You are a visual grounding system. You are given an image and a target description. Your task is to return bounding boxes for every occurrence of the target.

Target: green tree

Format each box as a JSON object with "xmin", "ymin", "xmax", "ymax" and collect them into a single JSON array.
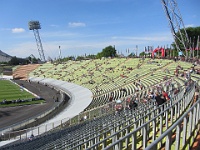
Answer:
[
  {"xmin": 139, "ymin": 51, "xmax": 146, "ymax": 57},
  {"xmin": 8, "ymin": 56, "xmax": 20, "ymax": 65},
  {"xmin": 128, "ymin": 52, "xmax": 136, "ymax": 57},
  {"xmin": 96, "ymin": 45, "xmax": 116, "ymax": 59},
  {"xmin": 86, "ymin": 54, "xmax": 96, "ymax": 59},
  {"xmin": 172, "ymin": 26, "xmax": 200, "ymax": 57},
  {"xmin": 76, "ymin": 56, "xmax": 85, "ymax": 61}
]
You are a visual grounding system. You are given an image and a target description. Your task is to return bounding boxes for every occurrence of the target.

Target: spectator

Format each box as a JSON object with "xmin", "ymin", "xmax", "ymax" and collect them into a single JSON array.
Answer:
[
  {"xmin": 115, "ymin": 100, "xmax": 123, "ymax": 114},
  {"xmin": 174, "ymin": 88, "xmax": 179, "ymax": 95},
  {"xmin": 29, "ymin": 134, "xmax": 34, "ymax": 141},
  {"xmin": 162, "ymin": 90, "xmax": 170, "ymax": 101},
  {"xmin": 174, "ymin": 57, "xmax": 177, "ymax": 62},
  {"xmin": 83, "ymin": 115, "xmax": 87, "ymax": 120},
  {"xmin": 155, "ymin": 92, "xmax": 166, "ymax": 113},
  {"xmin": 155, "ymin": 92, "xmax": 165, "ymax": 106},
  {"xmin": 109, "ymin": 95, "xmax": 113, "ymax": 102},
  {"xmin": 129, "ymin": 100, "xmax": 138, "ymax": 110},
  {"xmin": 194, "ymin": 85, "xmax": 199, "ymax": 103}
]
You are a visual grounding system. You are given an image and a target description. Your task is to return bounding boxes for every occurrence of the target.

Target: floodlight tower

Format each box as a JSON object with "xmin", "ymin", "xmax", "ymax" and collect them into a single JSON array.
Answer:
[
  {"xmin": 58, "ymin": 46, "xmax": 62, "ymax": 63},
  {"xmin": 28, "ymin": 21, "xmax": 46, "ymax": 62},
  {"xmin": 161, "ymin": 0, "xmax": 190, "ymax": 58}
]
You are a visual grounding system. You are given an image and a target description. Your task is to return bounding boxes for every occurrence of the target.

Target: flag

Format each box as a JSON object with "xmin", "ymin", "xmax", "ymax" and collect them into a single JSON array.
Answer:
[
  {"xmin": 150, "ymin": 46, "xmax": 153, "ymax": 52},
  {"xmin": 144, "ymin": 47, "xmax": 147, "ymax": 53}
]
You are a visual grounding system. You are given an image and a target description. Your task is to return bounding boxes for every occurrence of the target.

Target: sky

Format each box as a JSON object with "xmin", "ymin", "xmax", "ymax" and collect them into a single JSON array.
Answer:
[{"xmin": 0, "ymin": 0, "xmax": 200, "ymax": 59}]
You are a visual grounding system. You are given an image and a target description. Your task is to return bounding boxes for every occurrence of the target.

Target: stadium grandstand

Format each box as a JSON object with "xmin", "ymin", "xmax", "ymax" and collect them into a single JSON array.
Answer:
[{"xmin": 0, "ymin": 57, "xmax": 200, "ymax": 150}]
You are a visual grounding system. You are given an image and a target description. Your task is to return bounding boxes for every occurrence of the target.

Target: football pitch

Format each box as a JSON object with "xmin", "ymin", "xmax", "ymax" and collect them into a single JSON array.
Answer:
[{"xmin": 0, "ymin": 80, "xmax": 44, "ymax": 107}]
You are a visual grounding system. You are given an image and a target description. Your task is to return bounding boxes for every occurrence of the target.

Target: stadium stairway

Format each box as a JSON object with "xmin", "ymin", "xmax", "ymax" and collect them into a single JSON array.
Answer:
[{"xmin": 13, "ymin": 64, "xmax": 40, "ymax": 80}]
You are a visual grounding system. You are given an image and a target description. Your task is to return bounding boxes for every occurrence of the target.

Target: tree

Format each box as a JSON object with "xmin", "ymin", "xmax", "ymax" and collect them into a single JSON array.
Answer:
[
  {"xmin": 96, "ymin": 45, "xmax": 117, "ymax": 59},
  {"xmin": 172, "ymin": 26, "xmax": 200, "ymax": 57},
  {"xmin": 128, "ymin": 52, "xmax": 136, "ymax": 57},
  {"xmin": 76, "ymin": 56, "xmax": 85, "ymax": 61},
  {"xmin": 86, "ymin": 54, "xmax": 96, "ymax": 59},
  {"xmin": 139, "ymin": 52, "xmax": 146, "ymax": 57},
  {"xmin": 8, "ymin": 56, "xmax": 20, "ymax": 65}
]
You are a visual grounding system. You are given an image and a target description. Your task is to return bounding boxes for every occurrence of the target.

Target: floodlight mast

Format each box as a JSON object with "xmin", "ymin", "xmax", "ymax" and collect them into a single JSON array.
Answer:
[
  {"xmin": 28, "ymin": 21, "xmax": 46, "ymax": 62},
  {"xmin": 161, "ymin": 0, "xmax": 190, "ymax": 58}
]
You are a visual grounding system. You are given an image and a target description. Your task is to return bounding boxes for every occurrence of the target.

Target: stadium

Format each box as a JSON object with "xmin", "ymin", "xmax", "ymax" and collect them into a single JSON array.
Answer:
[
  {"xmin": 1, "ymin": 54, "xmax": 200, "ymax": 150},
  {"xmin": 0, "ymin": 0, "xmax": 200, "ymax": 150}
]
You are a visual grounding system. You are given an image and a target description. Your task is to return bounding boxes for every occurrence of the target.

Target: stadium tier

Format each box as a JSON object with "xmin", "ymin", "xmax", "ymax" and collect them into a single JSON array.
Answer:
[
  {"xmin": 1, "ymin": 58, "xmax": 200, "ymax": 150},
  {"xmin": 13, "ymin": 64, "xmax": 40, "ymax": 80}
]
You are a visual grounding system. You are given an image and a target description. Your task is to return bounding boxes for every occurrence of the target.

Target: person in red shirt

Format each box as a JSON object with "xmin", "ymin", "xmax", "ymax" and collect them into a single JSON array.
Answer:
[{"xmin": 162, "ymin": 90, "xmax": 170, "ymax": 101}]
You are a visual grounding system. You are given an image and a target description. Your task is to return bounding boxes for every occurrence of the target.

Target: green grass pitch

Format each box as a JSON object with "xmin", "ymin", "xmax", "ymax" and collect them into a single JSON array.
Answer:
[{"xmin": 0, "ymin": 80, "xmax": 44, "ymax": 107}]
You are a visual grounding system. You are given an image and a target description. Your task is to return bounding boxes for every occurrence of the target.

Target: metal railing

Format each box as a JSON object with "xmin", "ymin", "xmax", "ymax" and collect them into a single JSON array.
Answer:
[
  {"xmin": 39, "ymin": 84, "xmax": 191, "ymax": 149},
  {"xmin": 0, "ymin": 81, "xmax": 181, "ymax": 142},
  {"xmin": 66, "ymin": 84, "xmax": 194, "ymax": 150},
  {"xmin": 146, "ymin": 97, "xmax": 200, "ymax": 150}
]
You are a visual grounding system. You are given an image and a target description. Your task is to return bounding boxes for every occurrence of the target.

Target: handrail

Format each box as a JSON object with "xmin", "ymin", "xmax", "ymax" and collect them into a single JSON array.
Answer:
[
  {"xmin": 79, "ymin": 84, "xmax": 195, "ymax": 150},
  {"xmin": 51, "ymin": 84, "xmax": 193, "ymax": 150},
  {"xmin": 145, "ymin": 98, "xmax": 200, "ymax": 150},
  {"xmin": 0, "ymin": 77, "xmax": 179, "ymax": 141}
]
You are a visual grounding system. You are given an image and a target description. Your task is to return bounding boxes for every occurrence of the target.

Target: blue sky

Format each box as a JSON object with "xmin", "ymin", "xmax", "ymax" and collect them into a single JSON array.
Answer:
[{"xmin": 0, "ymin": 0, "xmax": 199, "ymax": 59}]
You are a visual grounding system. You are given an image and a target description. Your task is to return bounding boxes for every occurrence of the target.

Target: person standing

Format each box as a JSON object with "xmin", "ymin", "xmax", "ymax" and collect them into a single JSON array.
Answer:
[
  {"xmin": 155, "ymin": 92, "xmax": 165, "ymax": 106},
  {"xmin": 162, "ymin": 90, "xmax": 170, "ymax": 101},
  {"xmin": 155, "ymin": 92, "xmax": 166, "ymax": 112}
]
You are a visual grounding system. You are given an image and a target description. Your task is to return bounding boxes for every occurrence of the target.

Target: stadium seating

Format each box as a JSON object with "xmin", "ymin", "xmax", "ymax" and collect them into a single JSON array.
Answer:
[
  {"xmin": 13, "ymin": 64, "xmax": 40, "ymax": 80},
  {"xmin": 1, "ymin": 58, "xmax": 200, "ymax": 150}
]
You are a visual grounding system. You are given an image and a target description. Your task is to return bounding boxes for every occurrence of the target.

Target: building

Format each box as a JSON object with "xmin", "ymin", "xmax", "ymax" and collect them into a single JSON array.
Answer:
[{"xmin": 0, "ymin": 50, "xmax": 12, "ymax": 62}]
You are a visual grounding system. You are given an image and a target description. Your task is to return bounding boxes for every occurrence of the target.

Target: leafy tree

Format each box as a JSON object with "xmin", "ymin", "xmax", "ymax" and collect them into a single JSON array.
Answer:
[
  {"xmin": 139, "ymin": 51, "xmax": 146, "ymax": 57},
  {"xmin": 76, "ymin": 56, "xmax": 85, "ymax": 61},
  {"xmin": 96, "ymin": 45, "xmax": 116, "ymax": 59},
  {"xmin": 96, "ymin": 52, "xmax": 103, "ymax": 59},
  {"xmin": 86, "ymin": 54, "xmax": 96, "ymax": 59},
  {"xmin": 128, "ymin": 52, "xmax": 136, "ymax": 57},
  {"xmin": 8, "ymin": 56, "xmax": 20, "ymax": 65},
  {"xmin": 172, "ymin": 26, "xmax": 200, "ymax": 56}
]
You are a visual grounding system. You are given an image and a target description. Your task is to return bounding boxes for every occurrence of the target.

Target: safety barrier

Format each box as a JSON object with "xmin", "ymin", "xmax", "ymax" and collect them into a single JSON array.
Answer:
[
  {"xmin": 67, "ymin": 84, "xmax": 194, "ymax": 150},
  {"xmin": 145, "ymin": 96, "xmax": 200, "ymax": 150},
  {"xmin": 0, "ymin": 83, "xmax": 182, "ymax": 145},
  {"xmin": 40, "ymin": 84, "xmax": 191, "ymax": 149}
]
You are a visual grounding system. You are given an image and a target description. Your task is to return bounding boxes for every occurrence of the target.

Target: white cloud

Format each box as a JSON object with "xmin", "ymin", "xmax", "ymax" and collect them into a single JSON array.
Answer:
[
  {"xmin": 68, "ymin": 22, "xmax": 86, "ymax": 27},
  {"xmin": 4, "ymin": 30, "xmax": 174, "ymax": 59},
  {"xmin": 12, "ymin": 28, "xmax": 25, "ymax": 33},
  {"xmin": 185, "ymin": 24, "xmax": 195, "ymax": 28},
  {"xmin": 111, "ymin": 35, "xmax": 172, "ymax": 42},
  {"xmin": 6, "ymin": 42, "xmax": 38, "ymax": 58}
]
